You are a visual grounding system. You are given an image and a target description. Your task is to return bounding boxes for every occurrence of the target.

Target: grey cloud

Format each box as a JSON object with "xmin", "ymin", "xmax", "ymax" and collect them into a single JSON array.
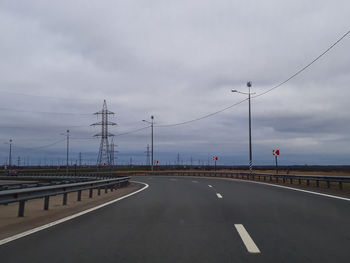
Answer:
[{"xmin": 0, "ymin": 0, "xmax": 349, "ymax": 165}]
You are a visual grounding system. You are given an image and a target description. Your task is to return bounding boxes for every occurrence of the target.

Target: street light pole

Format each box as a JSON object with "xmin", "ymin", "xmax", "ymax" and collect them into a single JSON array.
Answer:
[
  {"xmin": 9, "ymin": 139, "xmax": 12, "ymax": 169},
  {"xmin": 143, "ymin": 116, "xmax": 155, "ymax": 171},
  {"xmin": 247, "ymin": 81, "xmax": 253, "ymax": 177},
  {"xmin": 66, "ymin": 130, "xmax": 69, "ymax": 175},
  {"xmin": 151, "ymin": 115, "xmax": 154, "ymax": 172},
  {"xmin": 232, "ymin": 81, "xmax": 255, "ymax": 177}
]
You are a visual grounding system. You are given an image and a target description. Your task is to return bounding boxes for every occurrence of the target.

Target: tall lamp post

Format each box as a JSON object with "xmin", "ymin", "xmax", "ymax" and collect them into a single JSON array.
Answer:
[
  {"xmin": 9, "ymin": 139, "xmax": 12, "ymax": 169},
  {"xmin": 142, "ymin": 116, "xmax": 154, "ymax": 171},
  {"xmin": 232, "ymin": 81, "xmax": 255, "ymax": 177},
  {"xmin": 62, "ymin": 130, "xmax": 70, "ymax": 175}
]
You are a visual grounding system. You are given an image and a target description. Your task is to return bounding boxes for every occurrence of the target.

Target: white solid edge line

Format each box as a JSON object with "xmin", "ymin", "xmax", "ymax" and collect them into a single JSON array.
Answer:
[
  {"xmin": 235, "ymin": 224, "xmax": 260, "ymax": 253},
  {"xmin": 220, "ymin": 177, "xmax": 350, "ymax": 202},
  {"xmin": 235, "ymin": 224, "xmax": 261, "ymax": 254},
  {"xmin": 216, "ymin": 193, "xmax": 223, "ymax": 198},
  {"xmin": 144, "ymin": 175, "xmax": 350, "ymax": 202},
  {"xmin": 0, "ymin": 181, "xmax": 149, "ymax": 246}
]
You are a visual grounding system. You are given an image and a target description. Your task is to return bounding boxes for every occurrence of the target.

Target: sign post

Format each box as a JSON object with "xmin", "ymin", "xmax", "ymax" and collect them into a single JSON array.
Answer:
[
  {"xmin": 213, "ymin": 156, "xmax": 218, "ymax": 171},
  {"xmin": 272, "ymin": 149, "xmax": 280, "ymax": 174}
]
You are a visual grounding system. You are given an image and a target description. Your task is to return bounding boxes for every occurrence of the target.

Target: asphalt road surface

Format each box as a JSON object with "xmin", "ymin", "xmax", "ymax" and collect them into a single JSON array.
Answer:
[{"xmin": 1, "ymin": 176, "xmax": 349, "ymax": 263}]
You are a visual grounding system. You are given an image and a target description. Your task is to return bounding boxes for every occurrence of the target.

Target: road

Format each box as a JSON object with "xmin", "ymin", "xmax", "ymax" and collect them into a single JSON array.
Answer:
[{"xmin": 1, "ymin": 176, "xmax": 349, "ymax": 262}]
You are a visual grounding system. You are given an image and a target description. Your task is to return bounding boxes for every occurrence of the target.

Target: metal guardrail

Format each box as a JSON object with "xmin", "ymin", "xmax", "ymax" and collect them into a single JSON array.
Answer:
[
  {"xmin": 0, "ymin": 177, "xmax": 130, "ymax": 217},
  {"xmin": 0, "ymin": 176, "xmax": 96, "ymax": 191},
  {"xmin": 132, "ymin": 171, "xmax": 350, "ymax": 190}
]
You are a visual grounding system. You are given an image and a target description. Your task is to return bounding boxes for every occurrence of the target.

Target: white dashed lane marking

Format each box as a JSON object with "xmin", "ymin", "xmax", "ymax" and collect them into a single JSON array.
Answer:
[
  {"xmin": 216, "ymin": 193, "xmax": 223, "ymax": 198},
  {"xmin": 234, "ymin": 224, "xmax": 261, "ymax": 254}
]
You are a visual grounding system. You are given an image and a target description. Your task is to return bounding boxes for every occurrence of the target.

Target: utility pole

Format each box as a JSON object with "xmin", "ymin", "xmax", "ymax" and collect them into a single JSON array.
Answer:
[
  {"xmin": 17, "ymin": 156, "xmax": 20, "ymax": 167},
  {"xmin": 79, "ymin": 152, "xmax": 82, "ymax": 166},
  {"xmin": 142, "ymin": 115, "xmax": 154, "ymax": 171},
  {"xmin": 151, "ymin": 116, "xmax": 154, "ymax": 171},
  {"xmin": 190, "ymin": 156, "xmax": 193, "ymax": 167},
  {"xmin": 231, "ymin": 81, "xmax": 255, "ymax": 178},
  {"xmin": 109, "ymin": 138, "xmax": 117, "ymax": 167},
  {"xmin": 247, "ymin": 81, "xmax": 253, "ymax": 177},
  {"xmin": 145, "ymin": 144, "xmax": 150, "ymax": 166},
  {"xmin": 110, "ymin": 140, "xmax": 114, "ymax": 166},
  {"xmin": 9, "ymin": 139, "xmax": 12, "ymax": 169},
  {"xmin": 66, "ymin": 130, "xmax": 69, "ymax": 175},
  {"xmin": 177, "ymin": 153, "xmax": 180, "ymax": 166}
]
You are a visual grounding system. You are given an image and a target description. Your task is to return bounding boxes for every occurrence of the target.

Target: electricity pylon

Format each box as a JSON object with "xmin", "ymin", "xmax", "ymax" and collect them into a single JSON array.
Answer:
[
  {"xmin": 145, "ymin": 144, "xmax": 150, "ymax": 166},
  {"xmin": 91, "ymin": 100, "xmax": 116, "ymax": 166}
]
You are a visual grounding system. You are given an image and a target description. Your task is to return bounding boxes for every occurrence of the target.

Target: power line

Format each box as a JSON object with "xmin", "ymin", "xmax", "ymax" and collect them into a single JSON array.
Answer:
[
  {"xmin": 114, "ymin": 126, "xmax": 151, "ymax": 136},
  {"xmin": 1, "ymin": 30, "xmax": 348, "ymax": 137},
  {"xmin": 0, "ymin": 124, "xmax": 89, "ymax": 129},
  {"xmin": 253, "ymin": 30, "xmax": 350, "ymax": 99},
  {"xmin": 0, "ymin": 107, "xmax": 92, "ymax": 116},
  {"xmin": 156, "ymin": 99, "xmax": 248, "ymax": 128},
  {"xmin": 0, "ymin": 89, "xmax": 95, "ymax": 103},
  {"xmin": 69, "ymin": 126, "xmax": 150, "ymax": 140},
  {"xmin": 12, "ymin": 138, "xmax": 66, "ymax": 153},
  {"xmin": 155, "ymin": 30, "xmax": 350, "ymax": 128}
]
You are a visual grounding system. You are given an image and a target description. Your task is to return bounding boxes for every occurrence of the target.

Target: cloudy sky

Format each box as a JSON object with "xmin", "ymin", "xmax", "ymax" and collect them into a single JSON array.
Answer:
[{"xmin": 0, "ymin": 0, "xmax": 349, "ymax": 166}]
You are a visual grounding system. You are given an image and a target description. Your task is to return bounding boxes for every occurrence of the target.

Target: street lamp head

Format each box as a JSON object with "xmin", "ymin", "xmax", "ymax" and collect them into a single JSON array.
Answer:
[
  {"xmin": 247, "ymin": 81, "xmax": 252, "ymax": 87},
  {"xmin": 151, "ymin": 115, "xmax": 154, "ymax": 119},
  {"xmin": 231, "ymin": 89, "xmax": 237, "ymax": 93}
]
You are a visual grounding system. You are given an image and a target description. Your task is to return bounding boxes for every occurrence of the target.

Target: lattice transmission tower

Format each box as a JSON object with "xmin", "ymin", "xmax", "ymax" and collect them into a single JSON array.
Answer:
[
  {"xmin": 91, "ymin": 100, "xmax": 116, "ymax": 166},
  {"xmin": 145, "ymin": 144, "xmax": 150, "ymax": 166}
]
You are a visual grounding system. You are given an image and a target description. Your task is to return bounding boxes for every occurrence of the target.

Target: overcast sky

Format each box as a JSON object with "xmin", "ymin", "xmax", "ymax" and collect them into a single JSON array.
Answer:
[{"xmin": 0, "ymin": 0, "xmax": 349, "ymax": 166}]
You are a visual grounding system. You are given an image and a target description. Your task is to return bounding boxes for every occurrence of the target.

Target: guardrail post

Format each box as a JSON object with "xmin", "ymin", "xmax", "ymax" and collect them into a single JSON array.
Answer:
[
  {"xmin": 276, "ymin": 177, "xmax": 278, "ymax": 183},
  {"xmin": 339, "ymin": 182, "xmax": 343, "ymax": 190},
  {"xmin": 282, "ymin": 177, "xmax": 286, "ymax": 183},
  {"xmin": 306, "ymin": 179, "xmax": 310, "ymax": 186},
  {"xmin": 290, "ymin": 178, "xmax": 293, "ymax": 184},
  {"xmin": 298, "ymin": 179, "xmax": 301, "ymax": 185},
  {"xmin": 44, "ymin": 196, "xmax": 49, "ymax": 210},
  {"xmin": 18, "ymin": 201, "xmax": 25, "ymax": 217},
  {"xmin": 269, "ymin": 176, "xmax": 272, "ymax": 181},
  {"xmin": 77, "ymin": 190, "xmax": 82, "ymax": 201},
  {"xmin": 63, "ymin": 193, "xmax": 68, "ymax": 205},
  {"xmin": 327, "ymin": 181, "xmax": 330, "ymax": 189},
  {"xmin": 263, "ymin": 176, "xmax": 266, "ymax": 181},
  {"xmin": 89, "ymin": 188, "xmax": 93, "ymax": 198},
  {"xmin": 316, "ymin": 180, "xmax": 319, "ymax": 187},
  {"xmin": 98, "ymin": 187, "xmax": 101, "ymax": 196},
  {"xmin": 105, "ymin": 186, "xmax": 108, "ymax": 193}
]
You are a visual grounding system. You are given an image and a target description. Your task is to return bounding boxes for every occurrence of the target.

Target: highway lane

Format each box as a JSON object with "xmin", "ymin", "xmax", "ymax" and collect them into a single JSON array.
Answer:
[{"xmin": 0, "ymin": 176, "xmax": 349, "ymax": 262}]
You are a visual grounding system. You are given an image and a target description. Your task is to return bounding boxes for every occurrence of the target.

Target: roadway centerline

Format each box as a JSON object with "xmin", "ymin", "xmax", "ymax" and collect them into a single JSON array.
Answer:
[
  {"xmin": 234, "ymin": 224, "xmax": 261, "ymax": 254},
  {"xmin": 216, "ymin": 193, "xmax": 223, "ymax": 198}
]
